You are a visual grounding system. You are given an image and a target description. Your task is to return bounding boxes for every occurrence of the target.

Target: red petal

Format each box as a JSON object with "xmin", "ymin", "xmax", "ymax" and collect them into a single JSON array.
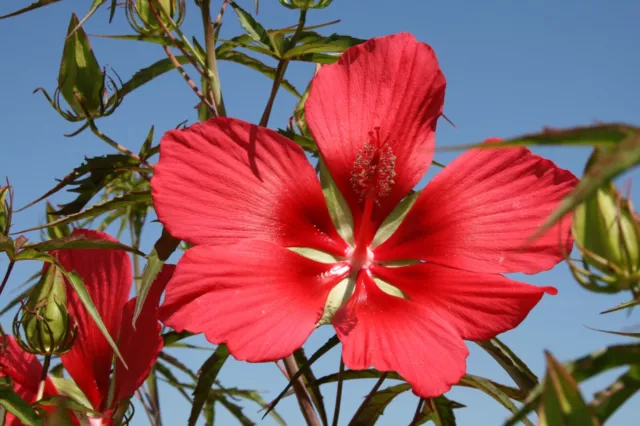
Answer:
[
  {"xmin": 152, "ymin": 117, "xmax": 347, "ymax": 256},
  {"xmin": 372, "ymin": 263, "xmax": 556, "ymax": 341},
  {"xmin": 0, "ymin": 336, "xmax": 58, "ymax": 400},
  {"xmin": 160, "ymin": 242, "xmax": 347, "ymax": 362},
  {"xmin": 306, "ymin": 33, "xmax": 445, "ymax": 239},
  {"xmin": 58, "ymin": 229, "xmax": 132, "ymax": 411},
  {"xmin": 334, "ymin": 272, "xmax": 468, "ymax": 398},
  {"xmin": 113, "ymin": 265, "xmax": 175, "ymax": 404},
  {"xmin": 375, "ymin": 146, "xmax": 578, "ymax": 274}
]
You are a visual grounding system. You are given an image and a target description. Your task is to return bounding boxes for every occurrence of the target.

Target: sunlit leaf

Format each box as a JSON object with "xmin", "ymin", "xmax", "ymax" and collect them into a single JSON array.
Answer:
[
  {"xmin": 589, "ymin": 366, "xmax": 640, "ymax": 422},
  {"xmin": 0, "ymin": 386, "xmax": 43, "ymax": 426},
  {"xmin": 229, "ymin": 1, "xmax": 274, "ymax": 53},
  {"xmin": 23, "ymin": 235, "xmax": 144, "ymax": 256},
  {"xmin": 476, "ymin": 338, "xmax": 538, "ymax": 394},
  {"xmin": 0, "ymin": 0, "xmax": 61, "ymax": 20},
  {"xmin": 48, "ymin": 377, "xmax": 93, "ymax": 411}
]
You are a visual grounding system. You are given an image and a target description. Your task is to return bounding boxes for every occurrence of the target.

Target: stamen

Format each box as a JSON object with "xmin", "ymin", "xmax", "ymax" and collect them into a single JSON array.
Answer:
[{"xmin": 350, "ymin": 127, "xmax": 397, "ymax": 203}]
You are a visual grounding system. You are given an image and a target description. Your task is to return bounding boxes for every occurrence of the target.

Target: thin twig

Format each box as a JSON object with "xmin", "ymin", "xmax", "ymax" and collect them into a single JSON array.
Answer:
[
  {"xmin": 282, "ymin": 354, "xmax": 321, "ymax": 426},
  {"xmin": 162, "ymin": 45, "xmax": 217, "ymax": 116},
  {"xmin": 259, "ymin": 9, "xmax": 307, "ymax": 127},
  {"xmin": 332, "ymin": 357, "xmax": 345, "ymax": 426},
  {"xmin": 0, "ymin": 260, "xmax": 15, "ymax": 297},
  {"xmin": 36, "ymin": 354, "xmax": 52, "ymax": 401},
  {"xmin": 135, "ymin": 389, "xmax": 156, "ymax": 425},
  {"xmin": 409, "ymin": 398, "xmax": 425, "ymax": 426}
]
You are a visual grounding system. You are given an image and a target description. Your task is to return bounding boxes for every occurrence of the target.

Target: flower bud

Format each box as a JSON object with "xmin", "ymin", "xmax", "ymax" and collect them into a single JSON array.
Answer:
[
  {"xmin": 0, "ymin": 186, "xmax": 8, "ymax": 235},
  {"xmin": 126, "ymin": 0, "xmax": 185, "ymax": 36},
  {"xmin": 571, "ymin": 178, "xmax": 640, "ymax": 292},
  {"xmin": 278, "ymin": 0, "xmax": 333, "ymax": 10},
  {"xmin": 14, "ymin": 265, "xmax": 77, "ymax": 355}
]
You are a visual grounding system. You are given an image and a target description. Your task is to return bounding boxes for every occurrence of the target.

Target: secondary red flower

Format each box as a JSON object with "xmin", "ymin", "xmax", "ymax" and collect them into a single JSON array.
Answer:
[
  {"xmin": 0, "ymin": 336, "xmax": 59, "ymax": 425},
  {"xmin": 55, "ymin": 229, "xmax": 174, "ymax": 424},
  {"xmin": 152, "ymin": 33, "xmax": 578, "ymax": 397}
]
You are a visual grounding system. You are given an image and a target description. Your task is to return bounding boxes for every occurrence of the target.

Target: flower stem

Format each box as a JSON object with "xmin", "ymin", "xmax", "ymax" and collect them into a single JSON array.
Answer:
[
  {"xmin": 0, "ymin": 260, "xmax": 15, "ymax": 297},
  {"xmin": 36, "ymin": 354, "xmax": 52, "ymax": 401},
  {"xmin": 331, "ymin": 357, "xmax": 345, "ymax": 426},
  {"xmin": 259, "ymin": 10, "xmax": 307, "ymax": 127},
  {"xmin": 200, "ymin": 0, "xmax": 227, "ymax": 117},
  {"xmin": 282, "ymin": 354, "xmax": 320, "ymax": 426}
]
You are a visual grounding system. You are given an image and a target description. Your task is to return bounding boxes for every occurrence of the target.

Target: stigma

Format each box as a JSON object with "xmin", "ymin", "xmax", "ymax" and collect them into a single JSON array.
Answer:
[{"xmin": 350, "ymin": 127, "xmax": 397, "ymax": 203}]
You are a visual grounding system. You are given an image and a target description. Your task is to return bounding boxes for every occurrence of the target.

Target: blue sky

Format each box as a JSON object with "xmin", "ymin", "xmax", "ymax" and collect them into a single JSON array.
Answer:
[{"xmin": 1, "ymin": 0, "xmax": 639, "ymax": 425}]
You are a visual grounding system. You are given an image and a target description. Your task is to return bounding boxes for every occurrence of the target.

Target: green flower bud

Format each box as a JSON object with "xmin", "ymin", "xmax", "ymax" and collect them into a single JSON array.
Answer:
[
  {"xmin": 126, "ymin": 0, "xmax": 185, "ymax": 36},
  {"xmin": 14, "ymin": 265, "xmax": 77, "ymax": 355},
  {"xmin": 278, "ymin": 0, "xmax": 333, "ymax": 10}
]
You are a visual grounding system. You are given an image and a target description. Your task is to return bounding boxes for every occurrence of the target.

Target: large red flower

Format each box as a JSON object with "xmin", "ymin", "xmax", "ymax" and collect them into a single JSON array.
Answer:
[
  {"xmin": 152, "ymin": 33, "xmax": 577, "ymax": 397},
  {"xmin": 56, "ymin": 229, "xmax": 174, "ymax": 424}
]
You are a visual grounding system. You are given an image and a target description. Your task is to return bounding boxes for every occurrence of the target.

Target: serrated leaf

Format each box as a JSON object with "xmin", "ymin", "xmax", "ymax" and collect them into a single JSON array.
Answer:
[
  {"xmin": 218, "ymin": 50, "xmax": 301, "ymax": 98},
  {"xmin": 0, "ymin": 386, "xmax": 43, "ymax": 426},
  {"xmin": 284, "ymin": 34, "xmax": 364, "ymax": 59},
  {"xmin": 539, "ymin": 352, "xmax": 600, "ymax": 426},
  {"xmin": 133, "ymin": 228, "xmax": 179, "ymax": 325},
  {"xmin": 23, "ymin": 235, "xmax": 144, "ymax": 256},
  {"xmin": 116, "ymin": 55, "xmax": 191, "ymax": 101},
  {"xmin": 230, "ymin": 2, "xmax": 274, "ymax": 52},
  {"xmin": 20, "ymin": 154, "xmax": 140, "ymax": 216},
  {"xmin": 476, "ymin": 338, "xmax": 538, "ymax": 394},
  {"xmin": 350, "ymin": 383, "xmax": 412, "ymax": 425},
  {"xmin": 416, "ymin": 396, "xmax": 464, "ymax": 426},
  {"xmin": 17, "ymin": 191, "xmax": 151, "ymax": 234},
  {"xmin": 189, "ymin": 345, "xmax": 230, "ymax": 426},
  {"xmin": 0, "ymin": 0, "xmax": 61, "ymax": 20},
  {"xmin": 320, "ymin": 161, "xmax": 354, "ymax": 246}
]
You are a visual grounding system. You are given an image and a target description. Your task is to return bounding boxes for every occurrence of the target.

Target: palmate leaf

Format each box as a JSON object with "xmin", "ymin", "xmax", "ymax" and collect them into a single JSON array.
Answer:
[
  {"xmin": 0, "ymin": 0, "xmax": 61, "ymax": 20},
  {"xmin": 20, "ymin": 154, "xmax": 140, "ymax": 216},
  {"xmin": 476, "ymin": 338, "xmax": 538, "ymax": 394},
  {"xmin": 506, "ymin": 342, "xmax": 640, "ymax": 425},
  {"xmin": 189, "ymin": 344, "xmax": 230, "ymax": 426},
  {"xmin": 17, "ymin": 191, "xmax": 152, "ymax": 234},
  {"xmin": 538, "ymin": 352, "xmax": 600, "ymax": 426}
]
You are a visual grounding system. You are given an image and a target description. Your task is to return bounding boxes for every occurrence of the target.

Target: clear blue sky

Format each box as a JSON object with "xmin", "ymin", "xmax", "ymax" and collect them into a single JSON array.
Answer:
[{"xmin": 1, "ymin": 0, "xmax": 639, "ymax": 425}]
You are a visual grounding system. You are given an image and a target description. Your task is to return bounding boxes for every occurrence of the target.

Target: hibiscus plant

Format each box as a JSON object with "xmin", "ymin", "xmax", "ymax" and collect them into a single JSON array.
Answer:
[{"xmin": 0, "ymin": 1, "xmax": 639, "ymax": 426}]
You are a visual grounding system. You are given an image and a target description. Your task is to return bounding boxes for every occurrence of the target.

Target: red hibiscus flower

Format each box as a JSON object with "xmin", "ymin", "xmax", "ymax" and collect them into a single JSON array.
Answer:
[
  {"xmin": 0, "ymin": 336, "xmax": 59, "ymax": 425},
  {"xmin": 0, "ymin": 229, "xmax": 174, "ymax": 425},
  {"xmin": 152, "ymin": 33, "xmax": 577, "ymax": 397}
]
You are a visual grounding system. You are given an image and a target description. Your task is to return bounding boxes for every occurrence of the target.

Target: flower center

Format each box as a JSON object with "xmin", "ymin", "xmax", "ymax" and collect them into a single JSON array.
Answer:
[
  {"xmin": 350, "ymin": 127, "xmax": 397, "ymax": 203},
  {"xmin": 347, "ymin": 245, "xmax": 374, "ymax": 273}
]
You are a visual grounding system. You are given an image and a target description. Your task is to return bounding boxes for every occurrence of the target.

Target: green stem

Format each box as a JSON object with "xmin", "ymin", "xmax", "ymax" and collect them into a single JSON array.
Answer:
[
  {"xmin": 331, "ymin": 357, "xmax": 345, "ymax": 426},
  {"xmin": 0, "ymin": 260, "xmax": 15, "ymax": 297},
  {"xmin": 282, "ymin": 355, "xmax": 321, "ymax": 426},
  {"xmin": 200, "ymin": 0, "xmax": 227, "ymax": 117},
  {"xmin": 259, "ymin": 9, "xmax": 307, "ymax": 127},
  {"xmin": 36, "ymin": 354, "xmax": 52, "ymax": 401},
  {"xmin": 409, "ymin": 398, "xmax": 425, "ymax": 426}
]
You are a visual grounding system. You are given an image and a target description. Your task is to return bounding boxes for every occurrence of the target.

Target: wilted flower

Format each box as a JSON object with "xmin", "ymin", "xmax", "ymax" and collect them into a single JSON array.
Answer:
[{"xmin": 152, "ymin": 33, "xmax": 577, "ymax": 397}]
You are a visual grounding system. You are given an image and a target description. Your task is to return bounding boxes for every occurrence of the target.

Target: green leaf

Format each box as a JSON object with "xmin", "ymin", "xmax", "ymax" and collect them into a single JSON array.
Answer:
[
  {"xmin": 0, "ymin": 235, "xmax": 13, "ymax": 258},
  {"xmin": 278, "ymin": 129, "xmax": 317, "ymax": 151},
  {"xmin": 0, "ymin": 278, "xmax": 37, "ymax": 317},
  {"xmin": 0, "ymin": 386, "xmax": 43, "ymax": 426},
  {"xmin": 370, "ymin": 191, "xmax": 419, "ymax": 249},
  {"xmin": 17, "ymin": 191, "xmax": 152, "ymax": 234},
  {"xmin": 48, "ymin": 377, "xmax": 93, "ymax": 411},
  {"xmin": 459, "ymin": 375, "xmax": 533, "ymax": 426},
  {"xmin": 320, "ymin": 161, "xmax": 354, "ymax": 245},
  {"xmin": 293, "ymin": 349, "xmax": 327, "ymax": 426},
  {"xmin": 350, "ymin": 383, "xmax": 412, "ymax": 425},
  {"xmin": 284, "ymin": 33, "xmax": 364, "ymax": 59},
  {"xmin": 117, "ymin": 55, "xmax": 191, "ymax": 100},
  {"xmin": 189, "ymin": 345, "xmax": 230, "ymax": 426},
  {"xmin": 229, "ymin": 2, "xmax": 274, "ymax": 52},
  {"xmin": 133, "ymin": 228, "xmax": 180, "ymax": 325},
  {"xmin": 416, "ymin": 396, "xmax": 465, "ymax": 426},
  {"xmin": 216, "ymin": 396, "xmax": 254, "ymax": 426},
  {"xmin": 163, "ymin": 330, "xmax": 194, "ymax": 346},
  {"xmin": 476, "ymin": 338, "xmax": 538, "ymax": 394},
  {"xmin": 68, "ymin": 0, "xmax": 107, "ymax": 38},
  {"xmin": 218, "ymin": 50, "xmax": 301, "ymax": 98},
  {"xmin": 155, "ymin": 361, "xmax": 193, "ymax": 402},
  {"xmin": 265, "ymin": 335, "xmax": 340, "ymax": 418},
  {"xmin": 589, "ymin": 366, "xmax": 640, "ymax": 422},
  {"xmin": 0, "ymin": 0, "xmax": 61, "ymax": 20},
  {"xmin": 23, "ymin": 235, "xmax": 144, "ymax": 256},
  {"xmin": 538, "ymin": 352, "xmax": 600, "ymax": 426},
  {"xmin": 227, "ymin": 389, "xmax": 286, "ymax": 426},
  {"xmin": 20, "ymin": 154, "xmax": 140, "ymax": 216},
  {"xmin": 601, "ymin": 298, "xmax": 640, "ymax": 314},
  {"xmin": 442, "ymin": 123, "xmax": 637, "ymax": 151},
  {"xmin": 587, "ymin": 326, "xmax": 640, "ymax": 339}
]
